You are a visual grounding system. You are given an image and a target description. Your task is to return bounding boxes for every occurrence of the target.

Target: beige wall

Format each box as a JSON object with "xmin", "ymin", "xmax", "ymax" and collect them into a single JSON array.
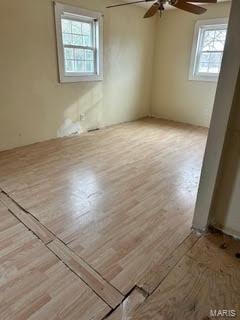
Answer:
[
  {"xmin": 150, "ymin": 2, "xmax": 231, "ymax": 128},
  {"xmin": 0, "ymin": 0, "xmax": 156, "ymax": 151},
  {"xmin": 192, "ymin": 0, "xmax": 240, "ymax": 238},
  {"xmin": 210, "ymin": 74, "xmax": 240, "ymax": 238}
]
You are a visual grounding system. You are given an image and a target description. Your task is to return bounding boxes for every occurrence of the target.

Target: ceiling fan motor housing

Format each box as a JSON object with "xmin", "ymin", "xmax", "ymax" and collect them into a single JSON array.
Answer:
[
  {"xmin": 107, "ymin": 0, "xmax": 212, "ymax": 16},
  {"xmin": 158, "ymin": 0, "xmax": 179, "ymax": 7}
]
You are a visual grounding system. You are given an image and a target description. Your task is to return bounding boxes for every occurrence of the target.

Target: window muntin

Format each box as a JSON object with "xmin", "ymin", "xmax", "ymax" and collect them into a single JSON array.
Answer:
[
  {"xmin": 190, "ymin": 19, "xmax": 228, "ymax": 82},
  {"xmin": 197, "ymin": 26, "xmax": 227, "ymax": 75},
  {"xmin": 61, "ymin": 18, "xmax": 95, "ymax": 74},
  {"xmin": 54, "ymin": 3, "xmax": 103, "ymax": 83}
]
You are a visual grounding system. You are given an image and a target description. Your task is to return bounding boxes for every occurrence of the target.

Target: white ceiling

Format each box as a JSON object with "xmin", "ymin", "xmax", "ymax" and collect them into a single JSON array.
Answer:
[{"xmin": 121, "ymin": 0, "xmax": 230, "ymax": 9}]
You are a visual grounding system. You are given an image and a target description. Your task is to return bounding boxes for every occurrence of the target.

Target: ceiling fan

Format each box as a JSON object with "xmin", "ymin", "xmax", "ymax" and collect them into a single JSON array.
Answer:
[{"xmin": 107, "ymin": 0, "xmax": 217, "ymax": 17}]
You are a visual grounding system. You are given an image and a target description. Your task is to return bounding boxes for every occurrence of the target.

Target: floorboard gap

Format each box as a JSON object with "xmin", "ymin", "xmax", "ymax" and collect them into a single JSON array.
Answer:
[
  {"xmin": 137, "ymin": 232, "xmax": 201, "ymax": 295},
  {"xmin": 47, "ymin": 238, "xmax": 124, "ymax": 309},
  {"xmin": 102, "ymin": 286, "xmax": 148, "ymax": 320},
  {"xmin": 0, "ymin": 189, "xmax": 124, "ymax": 309}
]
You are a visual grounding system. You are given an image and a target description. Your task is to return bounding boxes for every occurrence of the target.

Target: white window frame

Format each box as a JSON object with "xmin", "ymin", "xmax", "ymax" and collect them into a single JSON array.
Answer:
[
  {"xmin": 54, "ymin": 2, "xmax": 103, "ymax": 83},
  {"xmin": 189, "ymin": 18, "xmax": 228, "ymax": 82}
]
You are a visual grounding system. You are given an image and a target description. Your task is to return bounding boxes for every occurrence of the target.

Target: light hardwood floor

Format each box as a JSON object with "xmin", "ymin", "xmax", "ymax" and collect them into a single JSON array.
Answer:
[
  {"xmin": 0, "ymin": 119, "xmax": 207, "ymax": 295},
  {"xmin": 0, "ymin": 202, "xmax": 110, "ymax": 320},
  {"xmin": 0, "ymin": 118, "xmax": 211, "ymax": 319}
]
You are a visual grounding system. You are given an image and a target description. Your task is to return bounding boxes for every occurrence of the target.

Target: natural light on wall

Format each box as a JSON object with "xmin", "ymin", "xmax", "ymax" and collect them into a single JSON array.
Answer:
[{"xmin": 189, "ymin": 18, "xmax": 228, "ymax": 82}]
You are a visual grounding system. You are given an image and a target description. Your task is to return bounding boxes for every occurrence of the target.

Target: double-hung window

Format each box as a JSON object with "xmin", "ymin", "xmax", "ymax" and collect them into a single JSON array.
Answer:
[
  {"xmin": 189, "ymin": 18, "xmax": 228, "ymax": 82},
  {"xmin": 54, "ymin": 2, "xmax": 103, "ymax": 83}
]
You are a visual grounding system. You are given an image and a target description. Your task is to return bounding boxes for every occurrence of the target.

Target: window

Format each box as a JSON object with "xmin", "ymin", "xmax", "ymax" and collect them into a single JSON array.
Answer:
[
  {"xmin": 189, "ymin": 19, "xmax": 228, "ymax": 82},
  {"xmin": 54, "ymin": 2, "xmax": 103, "ymax": 83}
]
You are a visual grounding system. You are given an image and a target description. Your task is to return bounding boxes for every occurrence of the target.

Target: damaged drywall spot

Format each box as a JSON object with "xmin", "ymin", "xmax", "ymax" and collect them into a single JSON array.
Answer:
[{"xmin": 57, "ymin": 119, "xmax": 85, "ymax": 138}]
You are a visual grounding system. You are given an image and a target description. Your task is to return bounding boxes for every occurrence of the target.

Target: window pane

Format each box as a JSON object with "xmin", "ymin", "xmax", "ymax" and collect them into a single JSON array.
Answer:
[
  {"xmin": 61, "ymin": 17, "xmax": 95, "ymax": 75},
  {"xmin": 82, "ymin": 22, "xmax": 91, "ymax": 35},
  {"xmin": 202, "ymin": 30, "xmax": 216, "ymax": 51},
  {"xmin": 213, "ymin": 30, "xmax": 227, "ymax": 51},
  {"xmin": 72, "ymin": 34, "xmax": 83, "ymax": 46},
  {"xmin": 82, "ymin": 22, "xmax": 92, "ymax": 45},
  {"xmin": 83, "ymin": 35, "xmax": 91, "ymax": 46},
  {"xmin": 208, "ymin": 52, "xmax": 222, "ymax": 73},
  {"xmin": 65, "ymin": 60, "xmax": 74, "ymax": 72},
  {"xmin": 75, "ymin": 48, "xmax": 84, "ymax": 60},
  {"xmin": 198, "ymin": 52, "xmax": 222, "ymax": 74},
  {"xmin": 63, "ymin": 33, "xmax": 72, "ymax": 45},
  {"xmin": 198, "ymin": 62, "xmax": 208, "ymax": 73},
  {"xmin": 64, "ymin": 48, "xmax": 74, "ymax": 59},
  {"xmin": 199, "ymin": 52, "xmax": 210, "ymax": 64},
  {"xmin": 85, "ymin": 50, "xmax": 94, "ymax": 61},
  {"xmin": 72, "ymin": 21, "xmax": 82, "ymax": 34},
  {"xmin": 195, "ymin": 24, "xmax": 227, "ymax": 77},
  {"xmin": 64, "ymin": 49, "xmax": 95, "ymax": 73},
  {"xmin": 61, "ymin": 18, "xmax": 93, "ymax": 47},
  {"xmin": 216, "ymin": 30, "xmax": 227, "ymax": 41},
  {"xmin": 202, "ymin": 28, "xmax": 227, "ymax": 52},
  {"xmin": 62, "ymin": 19, "xmax": 71, "ymax": 33},
  {"xmin": 85, "ymin": 61, "xmax": 94, "ymax": 73},
  {"xmin": 75, "ymin": 60, "xmax": 85, "ymax": 72}
]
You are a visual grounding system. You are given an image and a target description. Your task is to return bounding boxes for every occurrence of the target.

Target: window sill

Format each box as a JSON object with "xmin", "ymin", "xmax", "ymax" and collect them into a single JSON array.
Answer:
[
  {"xmin": 189, "ymin": 74, "xmax": 219, "ymax": 82},
  {"xmin": 59, "ymin": 74, "xmax": 103, "ymax": 83}
]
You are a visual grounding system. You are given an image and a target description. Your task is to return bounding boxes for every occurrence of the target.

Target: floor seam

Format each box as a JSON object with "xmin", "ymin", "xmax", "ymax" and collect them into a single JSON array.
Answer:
[
  {"xmin": 148, "ymin": 234, "xmax": 202, "ymax": 297},
  {"xmin": 0, "ymin": 188, "xmax": 199, "ymax": 312},
  {"xmin": 101, "ymin": 285, "xmax": 149, "ymax": 320},
  {"xmin": 0, "ymin": 189, "xmax": 124, "ymax": 297},
  {"xmin": 55, "ymin": 237, "xmax": 124, "ymax": 297},
  {"xmin": 46, "ymin": 242, "xmax": 120, "ymax": 310},
  {"xmin": 0, "ymin": 188, "xmax": 124, "ymax": 309}
]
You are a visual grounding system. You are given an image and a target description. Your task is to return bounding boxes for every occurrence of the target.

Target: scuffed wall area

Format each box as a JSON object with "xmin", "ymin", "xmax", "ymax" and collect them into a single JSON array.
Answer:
[{"xmin": 0, "ymin": 0, "xmax": 156, "ymax": 151}]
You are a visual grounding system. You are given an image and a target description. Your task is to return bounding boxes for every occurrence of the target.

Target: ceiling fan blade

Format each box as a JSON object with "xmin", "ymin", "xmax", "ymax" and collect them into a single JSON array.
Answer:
[
  {"xmin": 106, "ymin": 0, "xmax": 154, "ymax": 9},
  {"xmin": 144, "ymin": 2, "xmax": 160, "ymax": 18},
  {"xmin": 172, "ymin": 1, "xmax": 207, "ymax": 14},
  {"xmin": 185, "ymin": 0, "xmax": 217, "ymax": 3}
]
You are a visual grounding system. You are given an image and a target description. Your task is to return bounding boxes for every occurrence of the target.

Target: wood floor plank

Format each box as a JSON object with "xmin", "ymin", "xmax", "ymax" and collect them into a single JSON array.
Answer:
[
  {"xmin": 0, "ymin": 118, "xmax": 208, "ymax": 294},
  {"xmin": 138, "ymin": 232, "xmax": 200, "ymax": 294},
  {"xmin": 2, "ymin": 119, "xmax": 239, "ymax": 319},
  {"xmin": 47, "ymin": 239, "xmax": 124, "ymax": 309},
  {"xmin": 0, "ymin": 203, "xmax": 110, "ymax": 320},
  {"xmin": 0, "ymin": 192, "xmax": 55, "ymax": 244},
  {"xmin": 106, "ymin": 288, "xmax": 147, "ymax": 320},
  {"xmin": 0, "ymin": 192, "xmax": 124, "ymax": 310}
]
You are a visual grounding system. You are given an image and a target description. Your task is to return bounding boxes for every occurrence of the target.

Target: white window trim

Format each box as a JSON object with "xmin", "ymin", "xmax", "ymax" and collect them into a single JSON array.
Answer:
[
  {"xmin": 54, "ymin": 2, "xmax": 103, "ymax": 83},
  {"xmin": 189, "ymin": 18, "xmax": 228, "ymax": 82}
]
